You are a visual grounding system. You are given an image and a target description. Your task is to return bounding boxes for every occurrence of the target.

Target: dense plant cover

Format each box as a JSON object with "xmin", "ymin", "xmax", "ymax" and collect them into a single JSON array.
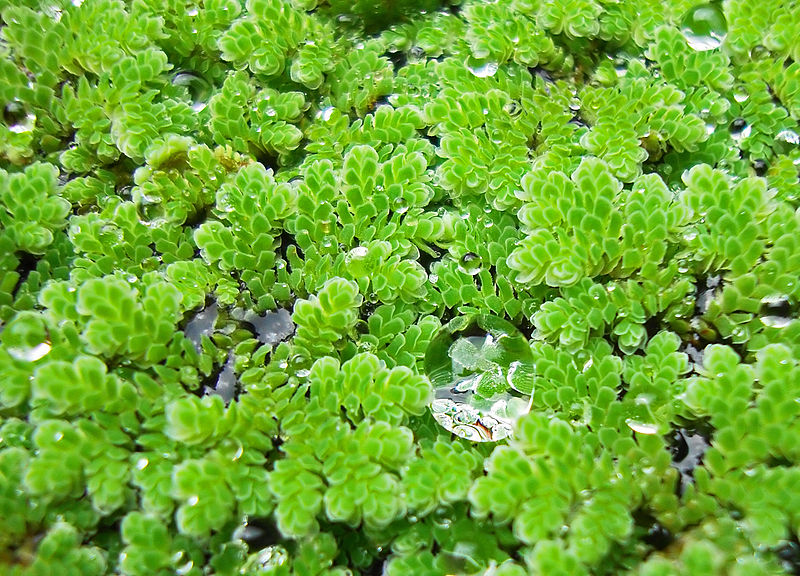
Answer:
[{"xmin": 1, "ymin": 0, "xmax": 799, "ymax": 574}]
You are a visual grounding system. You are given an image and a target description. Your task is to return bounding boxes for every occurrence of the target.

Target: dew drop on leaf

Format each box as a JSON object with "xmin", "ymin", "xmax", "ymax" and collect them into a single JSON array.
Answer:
[
  {"xmin": 467, "ymin": 58, "xmax": 499, "ymax": 78},
  {"xmin": 424, "ymin": 314, "xmax": 534, "ymax": 442},
  {"xmin": 680, "ymin": 2, "xmax": 727, "ymax": 51},
  {"xmin": 626, "ymin": 419, "xmax": 659, "ymax": 435},
  {"xmin": 729, "ymin": 117, "xmax": 751, "ymax": 141},
  {"xmin": 172, "ymin": 72, "xmax": 212, "ymax": 112},
  {"xmin": 759, "ymin": 294, "xmax": 793, "ymax": 328},
  {"xmin": 458, "ymin": 252, "xmax": 481, "ymax": 275},
  {"xmin": 7, "ymin": 342, "xmax": 51, "ymax": 362}
]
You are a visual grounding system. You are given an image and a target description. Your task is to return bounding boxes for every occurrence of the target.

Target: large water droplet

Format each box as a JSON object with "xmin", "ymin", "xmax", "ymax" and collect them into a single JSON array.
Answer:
[
  {"xmin": 681, "ymin": 2, "xmax": 727, "ymax": 51},
  {"xmin": 172, "ymin": 71, "xmax": 212, "ymax": 112},
  {"xmin": 467, "ymin": 58, "xmax": 499, "ymax": 78},
  {"xmin": 424, "ymin": 314, "xmax": 534, "ymax": 442},
  {"xmin": 458, "ymin": 252, "xmax": 482, "ymax": 276}
]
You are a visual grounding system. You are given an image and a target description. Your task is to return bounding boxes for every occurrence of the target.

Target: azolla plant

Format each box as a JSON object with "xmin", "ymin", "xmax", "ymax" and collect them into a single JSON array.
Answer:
[{"xmin": 1, "ymin": 0, "xmax": 800, "ymax": 575}]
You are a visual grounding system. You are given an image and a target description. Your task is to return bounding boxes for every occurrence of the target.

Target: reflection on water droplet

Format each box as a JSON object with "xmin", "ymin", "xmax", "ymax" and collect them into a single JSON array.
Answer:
[
  {"xmin": 187, "ymin": 6, "xmax": 199, "ymax": 16},
  {"xmin": 730, "ymin": 118, "xmax": 751, "ymax": 140},
  {"xmin": 458, "ymin": 252, "xmax": 481, "ymax": 276},
  {"xmin": 172, "ymin": 71, "xmax": 212, "ymax": 112},
  {"xmin": 393, "ymin": 196, "xmax": 409, "ymax": 214},
  {"xmin": 245, "ymin": 545, "xmax": 289, "ymax": 570},
  {"xmin": 425, "ymin": 315, "xmax": 534, "ymax": 442},
  {"xmin": 681, "ymin": 2, "xmax": 727, "ymax": 51},
  {"xmin": 467, "ymin": 58, "xmax": 499, "ymax": 78},
  {"xmin": 503, "ymin": 101, "xmax": 521, "ymax": 116},
  {"xmin": 8, "ymin": 342, "xmax": 51, "ymax": 362},
  {"xmin": 759, "ymin": 294, "xmax": 793, "ymax": 328},
  {"xmin": 626, "ymin": 419, "xmax": 659, "ymax": 434},
  {"xmin": 776, "ymin": 130, "xmax": 800, "ymax": 145},
  {"xmin": 4, "ymin": 100, "xmax": 35, "ymax": 134},
  {"xmin": 135, "ymin": 458, "xmax": 149, "ymax": 470},
  {"xmin": 733, "ymin": 90, "xmax": 749, "ymax": 103}
]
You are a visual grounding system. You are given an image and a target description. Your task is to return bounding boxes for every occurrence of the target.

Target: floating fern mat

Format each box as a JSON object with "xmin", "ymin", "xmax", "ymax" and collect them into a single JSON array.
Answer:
[{"xmin": 2, "ymin": 0, "xmax": 800, "ymax": 574}]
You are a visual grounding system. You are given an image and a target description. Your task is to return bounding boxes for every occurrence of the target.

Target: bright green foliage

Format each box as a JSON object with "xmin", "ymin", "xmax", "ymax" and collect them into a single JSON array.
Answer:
[
  {"xmin": 219, "ymin": 0, "xmax": 335, "ymax": 89},
  {"xmin": 509, "ymin": 157, "xmax": 688, "ymax": 287},
  {"xmin": 308, "ymin": 353, "xmax": 432, "ymax": 425},
  {"xmin": 39, "ymin": 275, "xmax": 183, "ymax": 365},
  {"xmin": 292, "ymin": 277, "xmax": 362, "ymax": 356},
  {"xmin": 0, "ymin": 163, "xmax": 71, "ymax": 254},
  {"xmin": 677, "ymin": 165, "xmax": 772, "ymax": 276},
  {"xmin": 402, "ymin": 439, "xmax": 483, "ymax": 515},
  {"xmin": 208, "ymin": 71, "xmax": 307, "ymax": 157},
  {"xmin": 2, "ymin": 0, "xmax": 800, "ymax": 575}
]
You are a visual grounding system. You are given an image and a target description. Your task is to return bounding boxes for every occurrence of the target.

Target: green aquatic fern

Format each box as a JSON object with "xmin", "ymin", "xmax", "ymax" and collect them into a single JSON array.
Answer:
[{"xmin": 2, "ymin": 0, "xmax": 800, "ymax": 575}]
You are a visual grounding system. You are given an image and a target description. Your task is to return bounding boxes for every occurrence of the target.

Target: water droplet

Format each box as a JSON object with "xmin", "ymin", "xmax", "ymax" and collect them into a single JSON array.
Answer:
[
  {"xmin": 187, "ymin": 6, "xmax": 199, "ymax": 16},
  {"xmin": 759, "ymin": 294, "xmax": 792, "ymax": 328},
  {"xmin": 7, "ymin": 342, "xmax": 51, "ymax": 362},
  {"xmin": 626, "ymin": 419, "xmax": 659, "ymax": 435},
  {"xmin": 392, "ymin": 196, "xmax": 409, "ymax": 214},
  {"xmin": 172, "ymin": 72, "xmax": 212, "ymax": 113},
  {"xmin": 733, "ymin": 90, "xmax": 749, "ymax": 103},
  {"xmin": 730, "ymin": 118, "xmax": 751, "ymax": 140},
  {"xmin": 244, "ymin": 545, "xmax": 289, "ymax": 571},
  {"xmin": 458, "ymin": 252, "xmax": 481, "ymax": 276},
  {"xmin": 680, "ymin": 2, "xmax": 727, "ymax": 51},
  {"xmin": 683, "ymin": 230, "xmax": 698, "ymax": 242},
  {"xmin": 776, "ymin": 130, "xmax": 800, "ymax": 146},
  {"xmin": 4, "ymin": 100, "xmax": 35, "ymax": 134},
  {"xmin": 188, "ymin": 495, "xmax": 199, "ymax": 506},
  {"xmin": 503, "ymin": 101, "xmax": 522, "ymax": 116},
  {"xmin": 409, "ymin": 46, "xmax": 425, "ymax": 60},
  {"xmin": 467, "ymin": 58, "xmax": 499, "ymax": 78},
  {"xmin": 135, "ymin": 458, "xmax": 149, "ymax": 470},
  {"xmin": 425, "ymin": 315, "xmax": 534, "ymax": 442}
]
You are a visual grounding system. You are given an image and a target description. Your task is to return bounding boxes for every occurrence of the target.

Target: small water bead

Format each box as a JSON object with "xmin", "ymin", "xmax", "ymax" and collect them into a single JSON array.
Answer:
[
  {"xmin": 626, "ymin": 419, "xmax": 659, "ymax": 435},
  {"xmin": 392, "ymin": 196, "xmax": 410, "ymax": 213},
  {"xmin": 243, "ymin": 545, "xmax": 289, "ymax": 572},
  {"xmin": 776, "ymin": 130, "xmax": 800, "ymax": 146},
  {"xmin": 680, "ymin": 2, "xmax": 727, "ymax": 51},
  {"xmin": 759, "ymin": 294, "xmax": 793, "ymax": 328},
  {"xmin": 467, "ymin": 58, "xmax": 499, "ymax": 78},
  {"xmin": 458, "ymin": 252, "xmax": 481, "ymax": 276},
  {"xmin": 171, "ymin": 72, "xmax": 212, "ymax": 112},
  {"xmin": 424, "ymin": 314, "xmax": 535, "ymax": 442},
  {"xmin": 7, "ymin": 342, "xmax": 51, "ymax": 362},
  {"xmin": 503, "ymin": 101, "xmax": 522, "ymax": 116},
  {"xmin": 4, "ymin": 100, "xmax": 35, "ymax": 134},
  {"xmin": 730, "ymin": 117, "xmax": 751, "ymax": 140}
]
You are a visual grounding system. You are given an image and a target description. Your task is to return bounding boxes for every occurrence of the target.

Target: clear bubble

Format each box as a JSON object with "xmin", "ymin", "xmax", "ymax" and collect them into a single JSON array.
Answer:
[
  {"xmin": 680, "ymin": 2, "xmax": 727, "ymax": 51},
  {"xmin": 467, "ymin": 58, "xmax": 499, "ymax": 78},
  {"xmin": 424, "ymin": 314, "xmax": 534, "ymax": 442},
  {"xmin": 458, "ymin": 252, "xmax": 482, "ymax": 276},
  {"xmin": 171, "ymin": 72, "xmax": 212, "ymax": 113}
]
